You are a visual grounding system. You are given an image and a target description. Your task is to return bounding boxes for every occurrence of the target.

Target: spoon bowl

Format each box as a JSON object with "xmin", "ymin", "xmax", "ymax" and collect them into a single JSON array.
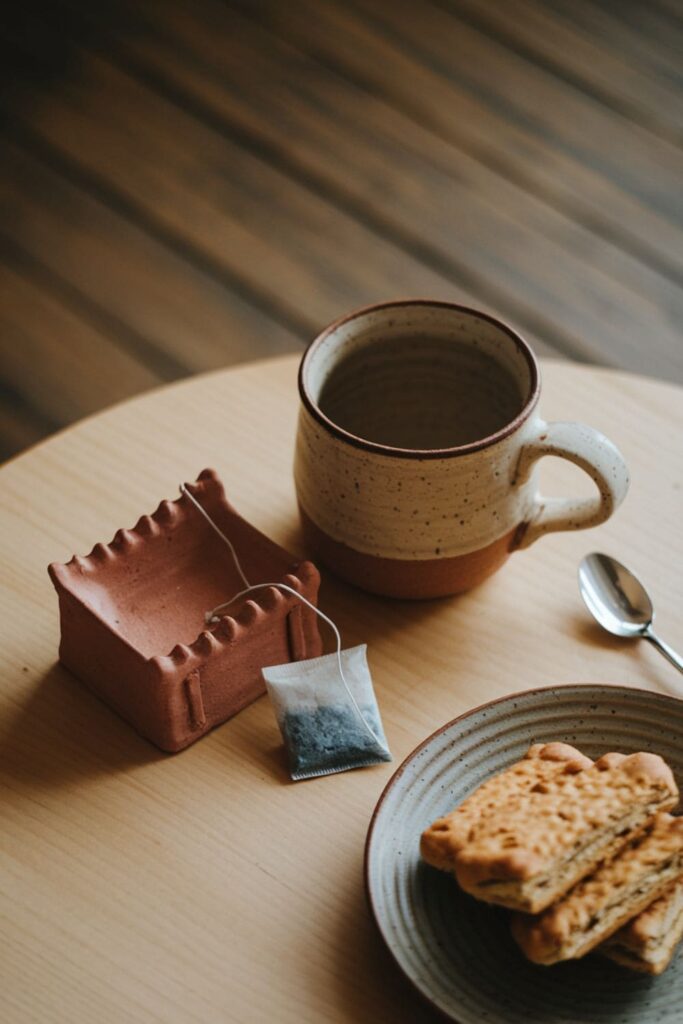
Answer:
[
  {"xmin": 578, "ymin": 552, "xmax": 683, "ymax": 675},
  {"xmin": 578, "ymin": 553, "xmax": 652, "ymax": 638}
]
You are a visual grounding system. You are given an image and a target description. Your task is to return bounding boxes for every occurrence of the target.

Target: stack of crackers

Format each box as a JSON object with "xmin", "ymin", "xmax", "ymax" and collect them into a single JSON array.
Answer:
[{"xmin": 420, "ymin": 742, "xmax": 683, "ymax": 974}]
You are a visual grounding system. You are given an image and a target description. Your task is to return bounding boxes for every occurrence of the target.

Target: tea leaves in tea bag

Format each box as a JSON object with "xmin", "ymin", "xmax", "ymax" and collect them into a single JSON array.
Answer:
[{"xmin": 262, "ymin": 645, "xmax": 391, "ymax": 781}]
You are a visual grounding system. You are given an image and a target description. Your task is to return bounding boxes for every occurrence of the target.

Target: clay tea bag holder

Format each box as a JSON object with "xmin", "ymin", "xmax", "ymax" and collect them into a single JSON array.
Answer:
[{"xmin": 48, "ymin": 469, "xmax": 323, "ymax": 752}]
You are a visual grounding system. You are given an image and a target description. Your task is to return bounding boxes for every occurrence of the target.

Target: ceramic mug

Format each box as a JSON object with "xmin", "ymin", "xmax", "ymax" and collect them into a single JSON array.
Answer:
[{"xmin": 294, "ymin": 300, "xmax": 629, "ymax": 599}]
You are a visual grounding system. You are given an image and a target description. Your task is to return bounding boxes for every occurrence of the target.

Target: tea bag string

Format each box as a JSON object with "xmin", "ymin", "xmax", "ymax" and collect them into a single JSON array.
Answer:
[{"xmin": 179, "ymin": 484, "xmax": 382, "ymax": 747}]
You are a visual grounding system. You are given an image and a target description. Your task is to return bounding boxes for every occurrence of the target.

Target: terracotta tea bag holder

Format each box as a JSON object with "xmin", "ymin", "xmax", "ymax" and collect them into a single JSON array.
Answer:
[{"xmin": 48, "ymin": 469, "xmax": 323, "ymax": 752}]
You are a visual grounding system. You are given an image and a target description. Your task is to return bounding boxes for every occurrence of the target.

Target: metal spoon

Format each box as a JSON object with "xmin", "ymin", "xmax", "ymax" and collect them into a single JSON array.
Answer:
[{"xmin": 578, "ymin": 552, "xmax": 683, "ymax": 674}]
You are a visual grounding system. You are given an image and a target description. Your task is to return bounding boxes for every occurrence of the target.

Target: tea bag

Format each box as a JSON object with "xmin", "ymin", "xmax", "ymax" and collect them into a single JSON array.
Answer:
[
  {"xmin": 263, "ymin": 644, "xmax": 391, "ymax": 781},
  {"xmin": 180, "ymin": 483, "xmax": 392, "ymax": 782}
]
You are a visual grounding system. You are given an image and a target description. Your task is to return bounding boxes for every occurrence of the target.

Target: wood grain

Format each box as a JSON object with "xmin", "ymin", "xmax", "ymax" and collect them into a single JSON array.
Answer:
[
  {"xmin": 447, "ymin": 0, "xmax": 683, "ymax": 143},
  {"xmin": 1, "ymin": 357, "xmax": 682, "ymax": 1023},
  {"xmin": 232, "ymin": 0, "xmax": 683, "ymax": 280},
  {"xmin": 0, "ymin": 0, "xmax": 681, "ymax": 463},
  {"xmin": 0, "ymin": 138, "xmax": 302, "ymax": 371},
  {"xmin": 0, "ymin": 257, "xmax": 160, "ymax": 430},
  {"xmin": 75, "ymin": 0, "xmax": 683, "ymax": 375},
  {"xmin": 0, "ymin": 49, "xmax": 496, "ymax": 328},
  {"xmin": 544, "ymin": 0, "xmax": 683, "ymax": 84},
  {"xmin": 0, "ymin": 386, "xmax": 55, "ymax": 462}
]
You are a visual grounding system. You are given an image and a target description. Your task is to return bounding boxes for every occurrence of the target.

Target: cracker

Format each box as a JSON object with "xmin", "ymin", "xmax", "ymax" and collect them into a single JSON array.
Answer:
[
  {"xmin": 421, "ymin": 746, "xmax": 677, "ymax": 913},
  {"xmin": 421, "ymin": 743, "xmax": 592, "ymax": 872},
  {"xmin": 511, "ymin": 814, "xmax": 683, "ymax": 965},
  {"xmin": 600, "ymin": 877, "xmax": 683, "ymax": 975}
]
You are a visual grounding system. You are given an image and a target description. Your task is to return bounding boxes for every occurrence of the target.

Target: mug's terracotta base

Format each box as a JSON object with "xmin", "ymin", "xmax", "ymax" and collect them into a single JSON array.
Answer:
[{"xmin": 299, "ymin": 506, "xmax": 520, "ymax": 599}]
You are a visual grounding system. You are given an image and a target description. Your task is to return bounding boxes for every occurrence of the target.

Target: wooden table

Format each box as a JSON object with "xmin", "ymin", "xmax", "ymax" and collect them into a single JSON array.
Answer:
[
  {"xmin": 1, "ymin": 357, "xmax": 682, "ymax": 1023},
  {"xmin": 3, "ymin": 0, "xmax": 683, "ymax": 461}
]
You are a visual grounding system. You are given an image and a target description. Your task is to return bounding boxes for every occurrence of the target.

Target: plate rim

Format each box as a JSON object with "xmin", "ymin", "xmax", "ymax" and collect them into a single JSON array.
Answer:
[{"xmin": 364, "ymin": 682, "xmax": 683, "ymax": 1022}]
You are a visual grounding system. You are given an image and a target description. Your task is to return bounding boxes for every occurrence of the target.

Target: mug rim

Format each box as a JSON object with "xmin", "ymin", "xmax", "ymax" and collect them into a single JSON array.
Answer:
[{"xmin": 298, "ymin": 299, "xmax": 541, "ymax": 460}]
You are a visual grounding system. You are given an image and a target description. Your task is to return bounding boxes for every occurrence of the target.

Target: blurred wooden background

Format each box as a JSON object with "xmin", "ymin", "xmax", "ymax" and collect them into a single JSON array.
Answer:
[{"xmin": 1, "ymin": 0, "xmax": 682, "ymax": 462}]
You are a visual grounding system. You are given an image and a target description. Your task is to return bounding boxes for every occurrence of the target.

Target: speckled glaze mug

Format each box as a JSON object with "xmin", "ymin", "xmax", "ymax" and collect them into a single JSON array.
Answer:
[{"xmin": 294, "ymin": 300, "xmax": 629, "ymax": 599}]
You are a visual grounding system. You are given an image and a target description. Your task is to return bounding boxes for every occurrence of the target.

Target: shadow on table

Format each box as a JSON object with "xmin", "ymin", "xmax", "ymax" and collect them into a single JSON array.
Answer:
[
  {"xmin": 316, "ymin": 570, "xmax": 472, "ymax": 648},
  {"xmin": 566, "ymin": 612, "xmax": 682, "ymax": 699},
  {"xmin": 14, "ymin": 559, "xmax": 673, "ymax": 795},
  {"xmin": 0, "ymin": 661, "xmax": 161, "ymax": 790},
  {"xmin": 222, "ymin": 726, "xmax": 293, "ymax": 786},
  {"xmin": 1, "ymin": 657, "xmax": 310, "ymax": 794}
]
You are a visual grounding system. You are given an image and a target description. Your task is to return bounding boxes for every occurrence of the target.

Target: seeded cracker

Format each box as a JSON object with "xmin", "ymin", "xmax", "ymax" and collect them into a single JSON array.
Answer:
[
  {"xmin": 421, "ymin": 742, "xmax": 592, "ymax": 871},
  {"xmin": 512, "ymin": 813, "xmax": 683, "ymax": 965},
  {"xmin": 421, "ymin": 746, "xmax": 678, "ymax": 913},
  {"xmin": 599, "ymin": 877, "xmax": 683, "ymax": 975}
]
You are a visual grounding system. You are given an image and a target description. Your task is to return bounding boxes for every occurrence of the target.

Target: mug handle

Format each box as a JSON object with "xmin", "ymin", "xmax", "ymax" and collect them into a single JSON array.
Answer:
[{"xmin": 512, "ymin": 421, "xmax": 629, "ymax": 549}]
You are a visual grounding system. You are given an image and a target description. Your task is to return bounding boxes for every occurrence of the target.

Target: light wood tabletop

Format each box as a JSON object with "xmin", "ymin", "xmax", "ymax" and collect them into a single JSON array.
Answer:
[{"xmin": 1, "ymin": 356, "xmax": 682, "ymax": 1023}]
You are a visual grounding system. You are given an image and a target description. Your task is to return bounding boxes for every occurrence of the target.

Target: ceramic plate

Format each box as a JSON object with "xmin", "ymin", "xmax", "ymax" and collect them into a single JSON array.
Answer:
[{"xmin": 365, "ymin": 684, "xmax": 683, "ymax": 1023}]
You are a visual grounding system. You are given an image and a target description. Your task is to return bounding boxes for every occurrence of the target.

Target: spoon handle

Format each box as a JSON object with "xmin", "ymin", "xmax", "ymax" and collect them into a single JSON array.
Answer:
[{"xmin": 644, "ymin": 628, "xmax": 683, "ymax": 675}]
